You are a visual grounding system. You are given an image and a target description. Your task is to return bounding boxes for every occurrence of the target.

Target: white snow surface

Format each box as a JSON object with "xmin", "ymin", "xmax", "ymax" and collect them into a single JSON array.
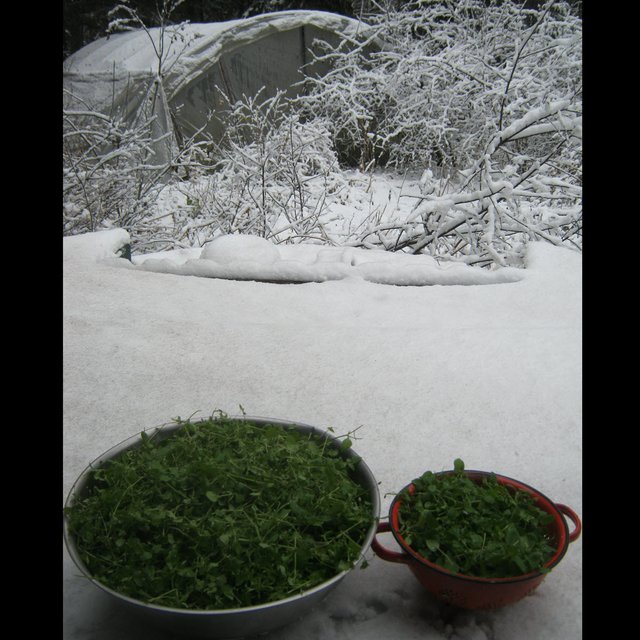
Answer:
[{"xmin": 63, "ymin": 229, "xmax": 582, "ymax": 640}]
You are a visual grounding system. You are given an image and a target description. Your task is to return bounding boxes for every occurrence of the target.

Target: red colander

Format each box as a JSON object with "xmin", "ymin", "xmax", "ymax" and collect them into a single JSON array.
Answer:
[{"xmin": 371, "ymin": 470, "xmax": 581, "ymax": 610}]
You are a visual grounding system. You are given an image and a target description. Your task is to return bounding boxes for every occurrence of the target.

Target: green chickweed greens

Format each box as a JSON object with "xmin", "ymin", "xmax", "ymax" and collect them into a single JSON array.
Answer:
[
  {"xmin": 65, "ymin": 416, "xmax": 373, "ymax": 610},
  {"xmin": 397, "ymin": 459, "xmax": 556, "ymax": 578}
]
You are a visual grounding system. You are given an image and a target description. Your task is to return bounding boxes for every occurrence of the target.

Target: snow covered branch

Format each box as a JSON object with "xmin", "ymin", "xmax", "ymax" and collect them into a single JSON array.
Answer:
[{"xmin": 293, "ymin": 0, "xmax": 582, "ymax": 267}]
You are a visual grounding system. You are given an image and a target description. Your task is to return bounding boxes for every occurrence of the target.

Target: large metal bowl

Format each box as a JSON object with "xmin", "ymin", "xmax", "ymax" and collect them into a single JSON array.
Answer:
[{"xmin": 63, "ymin": 416, "xmax": 381, "ymax": 638}]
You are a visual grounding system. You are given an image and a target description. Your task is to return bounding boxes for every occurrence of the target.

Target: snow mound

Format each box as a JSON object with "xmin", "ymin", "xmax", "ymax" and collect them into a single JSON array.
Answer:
[
  {"xmin": 200, "ymin": 234, "xmax": 281, "ymax": 265},
  {"xmin": 61, "ymin": 229, "xmax": 536, "ymax": 286},
  {"xmin": 63, "ymin": 228, "xmax": 131, "ymax": 264},
  {"xmin": 128, "ymin": 234, "xmax": 526, "ymax": 286}
]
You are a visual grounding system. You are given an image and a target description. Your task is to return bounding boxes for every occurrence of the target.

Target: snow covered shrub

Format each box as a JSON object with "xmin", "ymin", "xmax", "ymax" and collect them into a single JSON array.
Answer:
[
  {"xmin": 350, "ymin": 99, "xmax": 582, "ymax": 267},
  {"xmin": 300, "ymin": 0, "xmax": 581, "ymax": 171},
  {"xmin": 167, "ymin": 90, "xmax": 346, "ymax": 247},
  {"xmin": 298, "ymin": 0, "xmax": 582, "ymax": 267},
  {"xmin": 62, "ymin": 95, "xmax": 168, "ymax": 237},
  {"xmin": 63, "ymin": 1, "xmax": 197, "ymax": 247},
  {"xmin": 63, "ymin": 0, "xmax": 220, "ymax": 250},
  {"xmin": 62, "ymin": 85, "xmax": 218, "ymax": 252}
]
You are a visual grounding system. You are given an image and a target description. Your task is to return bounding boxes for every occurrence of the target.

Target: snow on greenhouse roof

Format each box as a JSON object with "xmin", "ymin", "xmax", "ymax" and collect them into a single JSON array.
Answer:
[{"xmin": 63, "ymin": 10, "xmax": 366, "ymax": 78}]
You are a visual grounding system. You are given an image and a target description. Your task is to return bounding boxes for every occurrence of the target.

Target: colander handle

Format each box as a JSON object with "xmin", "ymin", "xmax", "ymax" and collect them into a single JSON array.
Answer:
[
  {"xmin": 371, "ymin": 521, "xmax": 411, "ymax": 564},
  {"xmin": 556, "ymin": 503, "xmax": 581, "ymax": 542}
]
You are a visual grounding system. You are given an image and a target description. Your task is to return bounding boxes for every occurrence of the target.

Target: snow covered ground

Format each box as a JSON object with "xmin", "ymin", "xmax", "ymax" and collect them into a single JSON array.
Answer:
[{"xmin": 63, "ymin": 228, "xmax": 582, "ymax": 640}]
